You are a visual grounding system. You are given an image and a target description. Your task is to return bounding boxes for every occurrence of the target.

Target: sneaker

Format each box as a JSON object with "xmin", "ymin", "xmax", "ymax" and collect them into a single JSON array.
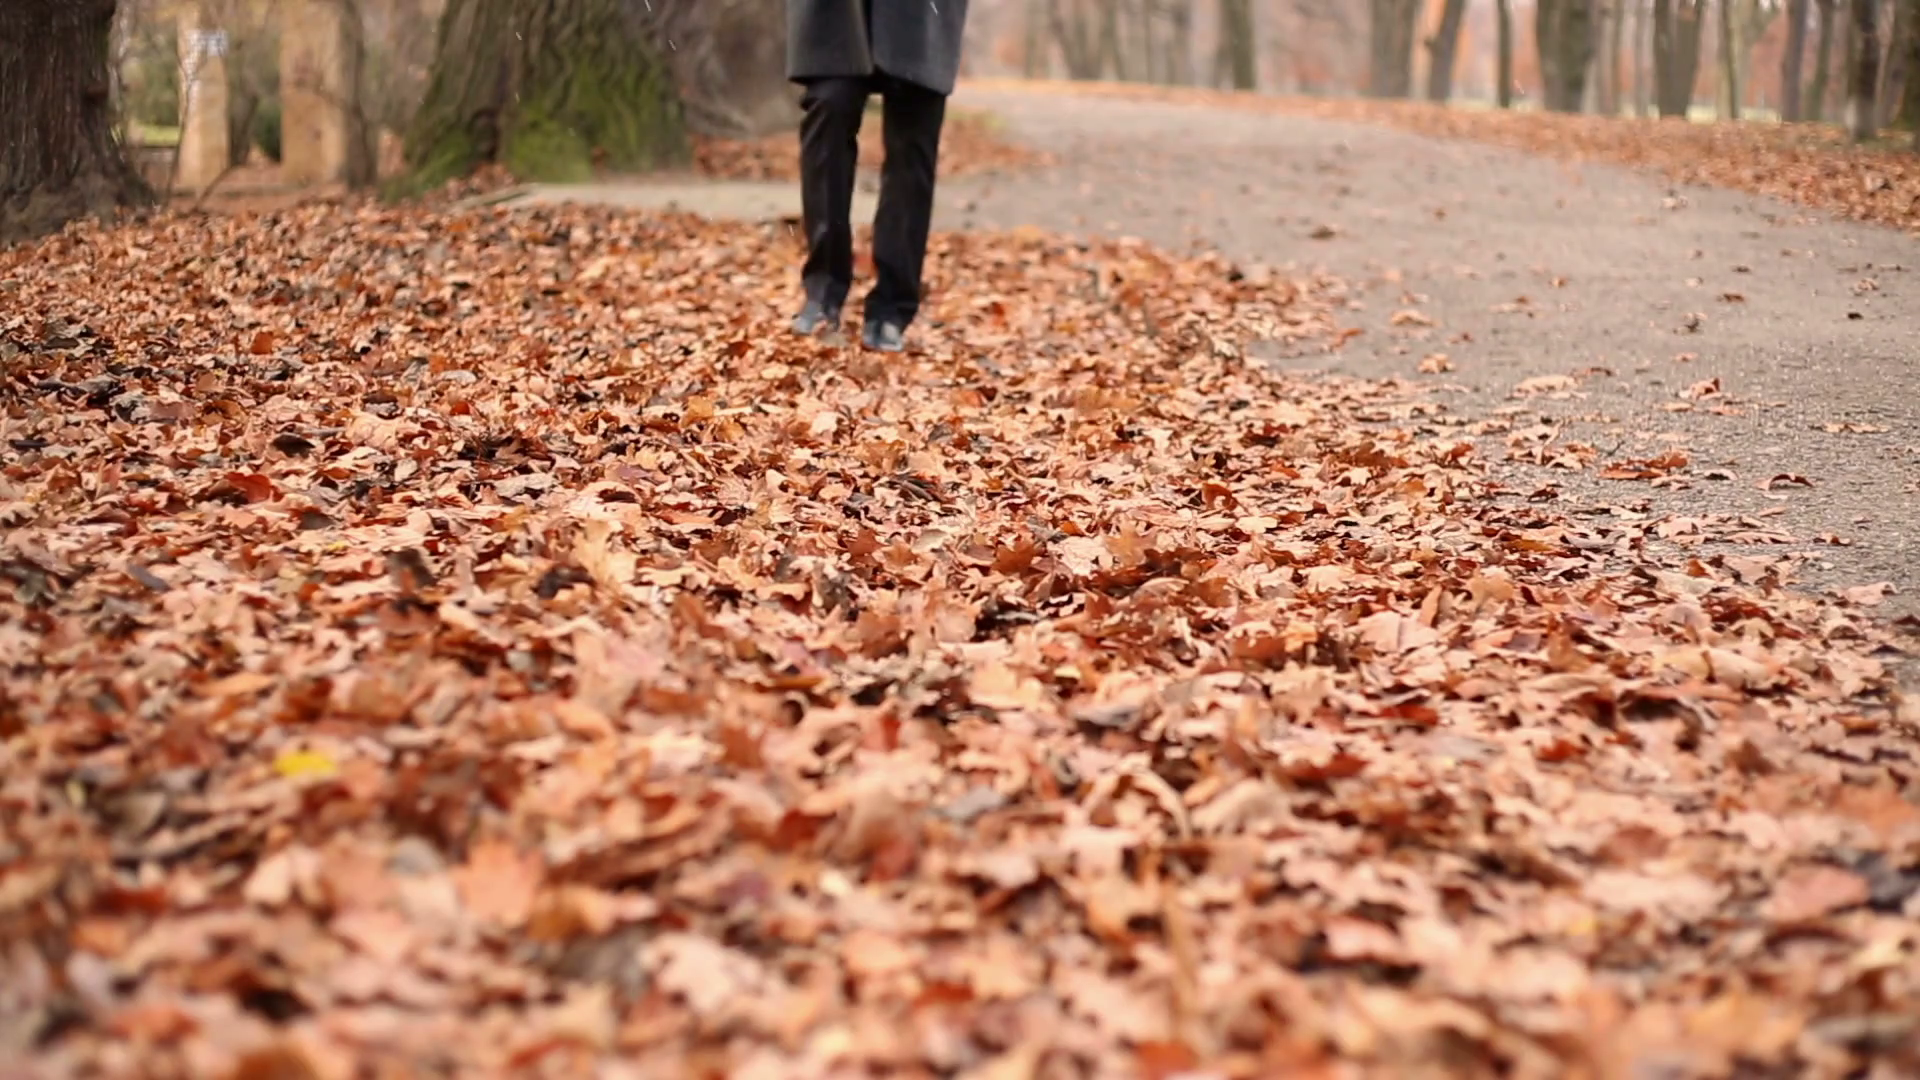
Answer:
[
  {"xmin": 791, "ymin": 299, "xmax": 840, "ymax": 336},
  {"xmin": 861, "ymin": 320, "xmax": 905, "ymax": 353}
]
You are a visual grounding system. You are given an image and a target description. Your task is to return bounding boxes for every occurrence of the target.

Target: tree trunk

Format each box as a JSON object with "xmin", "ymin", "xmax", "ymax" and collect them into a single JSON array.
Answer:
[
  {"xmin": 0, "ymin": 0, "xmax": 151, "ymax": 246},
  {"xmin": 1539, "ymin": 0, "xmax": 1600, "ymax": 111},
  {"xmin": 1425, "ymin": 0, "xmax": 1471, "ymax": 101},
  {"xmin": 405, "ymin": 0, "xmax": 687, "ymax": 189},
  {"xmin": 1602, "ymin": 0, "xmax": 1629, "ymax": 113},
  {"xmin": 1368, "ymin": 0, "xmax": 1421, "ymax": 98},
  {"xmin": 1718, "ymin": 0, "xmax": 1741, "ymax": 118},
  {"xmin": 1168, "ymin": 0, "xmax": 1194, "ymax": 84},
  {"xmin": 1904, "ymin": 0, "xmax": 1920, "ymax": 133},
  {"xmin": 1217, "ymin": 0, "xmax": 1256, "ymax": 89},
  {"xmin": 1846, "ymin": 0, "xmax": 1880, "ymax": 139},
  {"xmin": 1810, "ymin": 0, "xmax": 1838, "ymax": 119},
  {"xmin": 1097, "ymin": 0, "xmax": 1127, "ymax": 79},
  {"xmin": 1498, "ymin": 0, "xmax": 1517, "ymax": 106},
  {"xmin": 650, "ymin": 0, "xmax": 799, "ymax": 140},
  {"xmin": 229, "ymin": 90, "xmax": 261, "ymax": 169},
  {"xmin": 1054, "ymin": 0, "xmax": 1105, "ymax": 79},
  {"xmin": 1139, "ymin": 0, "xmax": 1161, "ymax": 83},
  {"xmin": 1653, "ymin": 0, "xmax": 1707, "ymax": 116},
  {"xmin": 1782, "ymin": 0, "xmax": 1811, "ymax": 119},
  {"xmin": 1879, "ymin": 0, "xmax": 1913, "ymax": 126},
  {"xmin": 1633, "ymin": 0, "xmax": 1653, "ymax": 114},
  {"xmin": 1025, "ymin": 0, "xmax": 1047, "ymax": 77}
]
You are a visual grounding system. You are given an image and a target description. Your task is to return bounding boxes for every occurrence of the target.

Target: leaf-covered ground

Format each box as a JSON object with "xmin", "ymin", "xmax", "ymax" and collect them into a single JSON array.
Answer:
[
  {"xmin": 694, "ymin": 109, "xmax": 1046, "ymax": 183},
  {"xmin": 971, "ymin": 79, "xmax": 1920, "ymax": 235},
  {"xmin": 2, "ymin": 196, "xmax": 1919, "ymax": 1079}
]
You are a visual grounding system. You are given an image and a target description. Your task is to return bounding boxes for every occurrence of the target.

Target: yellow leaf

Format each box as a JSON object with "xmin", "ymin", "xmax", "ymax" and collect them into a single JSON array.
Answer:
[{"xmin": 273, "ymin": 749, "xmax": 338, "ymax": 781}]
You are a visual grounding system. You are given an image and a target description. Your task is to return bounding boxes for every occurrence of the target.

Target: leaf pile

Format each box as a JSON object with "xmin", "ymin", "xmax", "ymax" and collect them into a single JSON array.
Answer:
[
  {"xmin": 3, "ymin": 199, "xmax": 1919, "ymax": 1079},
  {"xmin": 973, "ymin": 78, "xmax": 1920, "ymax": 234},
  {"xmin": 694, "ymin": 109, "xmax": 1047, "ymax": 183}
]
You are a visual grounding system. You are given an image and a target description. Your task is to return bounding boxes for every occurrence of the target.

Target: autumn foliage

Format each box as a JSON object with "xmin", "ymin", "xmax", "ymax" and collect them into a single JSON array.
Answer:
[
  {"xmin": 693, "ymin": 110, "xmax": 1049, "ymax": 182},
  {"xmin": 2, "ymin": 177, "xmax": 1919, "ymax": 1075}
]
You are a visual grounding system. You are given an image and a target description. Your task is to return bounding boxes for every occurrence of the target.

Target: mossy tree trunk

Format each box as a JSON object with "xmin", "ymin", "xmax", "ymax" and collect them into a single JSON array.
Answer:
[
  {"xmin": 0, "ymin": 0, "xmax": 152, "ymax": 246},
  {"xmin": 402, "ymin": 0, "xmax": 687, "ymax": 191}
]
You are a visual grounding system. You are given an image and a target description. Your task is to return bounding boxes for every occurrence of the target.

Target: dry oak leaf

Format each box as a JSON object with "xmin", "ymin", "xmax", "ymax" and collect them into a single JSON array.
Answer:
[
  {"xmin": 1838, "ymin": 581, "xmax": 1895, "ymax": 607},
  {"xmin": 1051, "ymin": 535, "xmax": 1110, "ymax": 577},
  {"xmin": 1512, "ymin": 374, "xmax": 1580, "ymax": 397},
  {"xmin": 1055, "ymin": 966, "xmax": 1171, "ymax": 1042},
  {"xmin": 1583, "ymin": 869, "xmax": 1726, "ymax": 922},
  {"xmin": 453, "ymin": 840, "xmax": 544, "ymax": 928},
  {"xmin": 969, "ymin": 662, "xmax": 1054, "ymax": 713},
  {"xmin": 648, "ymin": 932, "xmax": 773, "ymax": 1018},
  {"xmin": 1355, "ymin": 609, "xmax": 1441, "ymax": 654},
  {"xmin": 243, "ymin": 845, "xmax": 325, "ymax": 909},
  {"xmin": 1763, "ymin": 864, "xmax": 1872, "ymax": 924}
]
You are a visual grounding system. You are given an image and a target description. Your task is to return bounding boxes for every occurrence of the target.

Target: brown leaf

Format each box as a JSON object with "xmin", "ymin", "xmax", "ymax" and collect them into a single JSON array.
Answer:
[
  {"xmin": 1763, "ymin": 864, "xmax": 1871, "ymax": 923},
  {"xmin": 454, "ymin": 841, "xmax": 543, "ymax": 928}
]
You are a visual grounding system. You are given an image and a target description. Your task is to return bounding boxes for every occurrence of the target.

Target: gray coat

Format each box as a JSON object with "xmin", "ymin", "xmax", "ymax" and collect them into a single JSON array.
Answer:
[{"xmin": 787, "ymin": 0, "xmax": 970, "ymax": 97}]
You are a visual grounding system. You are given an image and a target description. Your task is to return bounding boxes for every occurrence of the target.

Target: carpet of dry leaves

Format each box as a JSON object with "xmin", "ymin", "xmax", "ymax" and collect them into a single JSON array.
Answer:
[
  {"xmin": 694, "ymin": 109, "xmax": 1046, "ymax": 183},
  {"xmin": 3, "ymin": 189, "xmax": 1920, "ymax": 1080},
  {"xmin": 971, "ymin": 79, "xmax": 1920, "ymax": 235}
]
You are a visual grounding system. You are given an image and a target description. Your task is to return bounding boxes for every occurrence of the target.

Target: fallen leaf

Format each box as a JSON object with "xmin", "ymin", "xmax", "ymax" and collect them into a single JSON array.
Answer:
[
  {"xmin": 1764, "ymin": 864, "xmax": 1872, "ymax": 923},
  {"xmin": 453, "ymin": 841, "xmax": 543, "ymax": 928}
]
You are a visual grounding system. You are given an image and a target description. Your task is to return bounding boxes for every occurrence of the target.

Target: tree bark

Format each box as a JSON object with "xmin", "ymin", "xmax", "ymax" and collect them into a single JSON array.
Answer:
[
  {"xmin": 1217, "ymin": 0, "xmax": 1256, "ymax": 89},
  {"xmin": 1782, "ymin": 0, "xmax": 1810, "ymax": 119},
  {"xmin": 1497, "ymin": 0, "xmax": 1516, "ymax": 106},
  {"xmin": 1538, "ymin": 0, "xmax": 1600, "ymax": 111},
  {"xmin": 1633, "ymin": 0, "xmax": 1652, "ymax": 114},
  {"xmin": 1904, "ymin": 0, "xmax": 1920, "ymax": 134},
  {"xmin": 404, "ymin": 0, "xmax": 687, "ymax": 190},
  {"xmin": 1098, "ymin": 0, "xmax": 1126, "ymax": 79},
  {"xmin": 1602, "ymin": 0, "xmax": 1629, "ymax": 113},
  {"xmin": 1167, "ymin": 0, "xmax": 1194, "ymax": 84},
  {"xmin": 1879, "ymin": 0, "xmax": 1913, "ymax": 127},
  {"xmin": 1367, "ymin": 0, "xmax": 1421, "ymax": 98},
  {"xmin": 1425, "ymin": 0, "xmax": 1471, "ymax": 102},
  {"xmin": 0, "ymin": 0, "xmax": 152, "ymax": 246},
  {"xmin": 1810, "ymin": 0, "xmax": 1837, "ymax": 119},
  {"xmin": 1653, "ymin": 0, "xmax": 1707, "ymax": 117},
  {"xmin": 1024, "ymin": 0, "xmax": 1047, "ymax": 77},
  {"xmin": 1845, "ymin": 0, "xmax": 1880, "ymax": 139},
  {"xmin": 649, "ymin": 0, "xmax": 797, "ymax": 140},
  {"xmin": 1053, "ymin": 0, "xmax": 1105, "ymax": 79},
  {"xmin": 1717, "ymin": 0, "xmax": 1741, "ymax": 118}
]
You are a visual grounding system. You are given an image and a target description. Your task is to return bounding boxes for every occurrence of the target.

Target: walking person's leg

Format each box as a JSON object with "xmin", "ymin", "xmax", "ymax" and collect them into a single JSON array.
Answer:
[
  {"xmin": 794, "ymin": 76, "xmax": 871, "ymax": 334},
  {"xmin": 861, "ymin": 74, "xmax": 947, "ymax": 352}
]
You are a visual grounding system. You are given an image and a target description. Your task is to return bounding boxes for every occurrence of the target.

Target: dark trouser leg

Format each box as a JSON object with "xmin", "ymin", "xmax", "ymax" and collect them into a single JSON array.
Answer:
[
  {"xmin": 864, "ymin": 74, "xmax": 947, "ymax": 330},
  {"xmin": 798, "ymin": 76, "xmax": 871, "ymax": 314}
]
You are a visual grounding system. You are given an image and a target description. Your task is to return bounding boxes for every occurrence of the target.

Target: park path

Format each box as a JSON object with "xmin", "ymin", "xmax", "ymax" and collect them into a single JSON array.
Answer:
[{"xmin": 938, "ymin": 86, "xmax": 1920, "ymax": 628}]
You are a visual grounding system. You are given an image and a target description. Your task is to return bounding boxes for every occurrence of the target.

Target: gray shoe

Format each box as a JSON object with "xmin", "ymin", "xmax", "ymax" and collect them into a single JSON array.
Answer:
[
  {"xmin": 791, "ymin": 299, "xmax": 840, "ymax": 336},
  {"xmin": 861, "ymin": 320, "xmax": 905, "ymax": 353}
]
